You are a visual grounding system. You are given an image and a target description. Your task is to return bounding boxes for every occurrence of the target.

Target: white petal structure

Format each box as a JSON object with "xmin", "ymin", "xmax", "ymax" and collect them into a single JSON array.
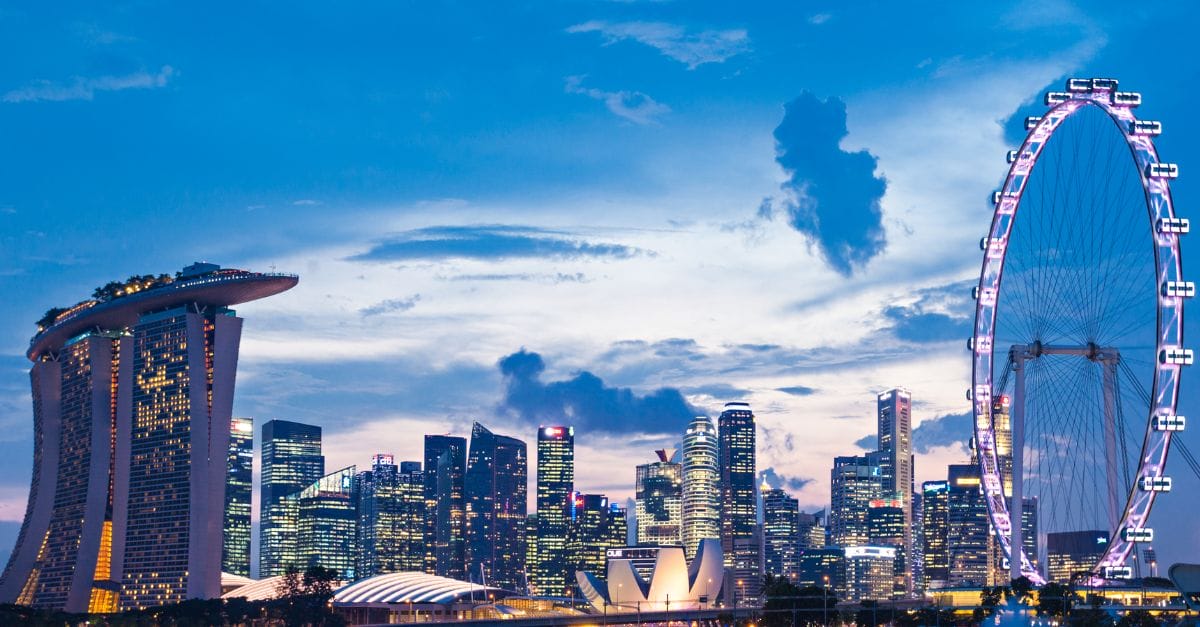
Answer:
[{"xmin": 576, "ymin": 538, "xmax": 724, "ymax": 612}]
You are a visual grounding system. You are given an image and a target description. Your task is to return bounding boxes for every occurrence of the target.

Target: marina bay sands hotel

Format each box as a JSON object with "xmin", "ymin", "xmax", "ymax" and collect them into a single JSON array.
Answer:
[{"xmin": 0, "ymin": 263, "xmax": 296, "ymax": 612}]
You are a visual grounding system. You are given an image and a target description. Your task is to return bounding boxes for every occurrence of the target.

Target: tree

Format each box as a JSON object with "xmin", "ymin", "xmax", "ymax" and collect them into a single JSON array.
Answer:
[
  {"xmin": 1038, "ymin": 581, "xmax": 1074, "ymax": 618},
  {"xmin": 271, "ymin": 565, "xmax": 345, "ymax": 627},
  {"xmin": 1116, "ymin": 610, "xmax": 1158, "ymax": 627}
]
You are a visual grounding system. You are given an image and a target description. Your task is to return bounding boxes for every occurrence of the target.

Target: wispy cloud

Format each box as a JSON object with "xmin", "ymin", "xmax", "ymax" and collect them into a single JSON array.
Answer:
[
  {"xmin": 564, "ymin": 76, "xmax": 669, "ymax": 125},
  {"xmin": 439, "ymin": 272, "xmax": 589, "ymax": 284},
  {"xmin": 360, "ymin": 294, "xmax": 421, "ymax": 317},
  {"xmin": 809, "ymin": 13, "xmax": 832, "ymax": 25},
  {"xmin": 292, "ymin": 199, "xmax": 321, "ymax": 206},
  {"xmin": 567, "ymin": 20, "xmax": 749, "ymax": 69},
  {"xmin": 349, "ymin": 224, "xmax": 646, "ymax": 263},
  {"xmin": 3, "ymin": 65, "xmax": 174, "ymax": 103}
]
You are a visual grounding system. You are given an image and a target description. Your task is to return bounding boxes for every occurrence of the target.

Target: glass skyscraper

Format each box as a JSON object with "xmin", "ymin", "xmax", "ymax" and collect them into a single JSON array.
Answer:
[
  {"xmin": 947, "ymin": 463, "xmax": 995, "ymax": 586},
  {"xmin": 532, "ymin": 426, "xmax": 574, "ymax": 596},
  {"xmin": 357, "ymin": 455, "xmax": 425, "ymax": 577},
  {"xmin": 635, "ymin": 451, "xmax": 683, "ymax": 546},
  {"xmin": 830, "ymin": 453, "xmax": 883, "ymax": 548},
  {"xmin": 681, "ymin": 416, "xmax": 720, "ymax": 560},
  {"xmin": 718, "ymin": 402, "xmax": 761, "ymax": 603},
  {"xmin": 424, "ymin": 434, "xmax": 466, "ymax": 579},
  {"xmin": 0, "ymin": 263, "xmax": 295, "ymax": 611},
  {"xmin": 260, "ymin": 419, "xmax": 325, "ymax": 577},
  {"xmin": 296, "ymin": 466, "xmax": 358, "ymax": 581},
  {"xmin": 223, "ymin": 417, "xmax": 254, "ymax": 577},
  {"xmin": 464, "ymin": 422, "xmax": 527, "ymax": 590},
  {"xmin": 920, "ymin": 480, "xmax": 950, "ymax": 589},
  {"xmin": 762, "ymin": 487, "xmax": 800, "ymax": 581},
  {"xmin": 876, "ymin": 388, "xmax": 914, "ymax": 595},
  {"xmin": 566, "ymin": 493, "xmax": 626, "ymax": 592}
]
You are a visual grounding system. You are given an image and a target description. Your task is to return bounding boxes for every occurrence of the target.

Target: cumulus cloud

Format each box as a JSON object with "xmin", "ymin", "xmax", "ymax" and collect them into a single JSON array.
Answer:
[
  {"xmin": 766, "ymin": 93, "xmax": 888, "ymax": 275},
  {"xmin": 912, "ymin": 410, "xmax": 972, "ymax": 454},
  {"xmin": 564, "ymin": 76, "xmax": 669, "ymax": 124},
  {"xmin": 760, "ymin": 467, "xmax": 815, "ymax": 492},
  {"xmin": 497, "ymin": 349, "xmax": 696, "ymax": 437},
  {"xmin": 566, "ymin": 20, "xmax": 749, "ymax": 69},
  {"xmin": 359, "ymin": 294, "xmax": 420, "ymax": 317},
  {"xmin": 4, "ymin": 65, "xmax": 174, "ymax": 103},
  {"xmin": 881, "ymin": 281, "xmax": 974, "ymax": 343},
  {"xmin": 349, "ymin": 224, "xmax": 645, "ymax": 263},
  {"xmin": 854, "ymin": 434, "xmax": 876, "ymax": 450}
]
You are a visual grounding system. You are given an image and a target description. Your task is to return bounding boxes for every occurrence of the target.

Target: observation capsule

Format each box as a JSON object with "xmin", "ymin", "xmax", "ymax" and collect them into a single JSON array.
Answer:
[
  {"xmin": 1067, "ymin": 78, "xmax": 1092, "ymax": 92},
  {"xmin": 1121, "ymin": 528, "xmax": 1154, "ymax": 542},
  {"xmin": 1112, "ymin": 92, "xmax": 1142, "ymax": 107},
  {"xmin": 1006, "ymin": 150, "xmax": 1019, "ymax": 164},
  {"xmin": 1045, "ymin": 92, "xmax": 1072, "ymax": 105},
  {"xmin": 1024, "ymin": 116, "xmax": 1042, "ymax": 130},
  {"xmin": 1131, "ymin": 120, "xmax": 1162, "ymax": 136},
  {"xmin": 1091, "ymin": 77, "xmax": 1119, "ymax": 91},
  {"xmin": 1157, "ymin": 217, "xmax": 1190, "ymax": 234},
  {"xmin": 1147, "ymin": 163, "xmax": 1179, "ymax": 179},
  {"xmin": 1103, "ymin": 566, "xmax": 1133, "ymax": 579},
  {"xmin": 1153, "ymin": 415, "xmax": 1186, "ymax": 431},
  {"xmin": 1159, "ymin": 348, "xmax": 1194, "ymax": 365},
  {"xmin": 1139, "ymin": 476, "xmax": 1172, "ymax": 492},
  {"xmin": 1161, "ymin": 281, "xmax": 1196, "ymax": 298}
]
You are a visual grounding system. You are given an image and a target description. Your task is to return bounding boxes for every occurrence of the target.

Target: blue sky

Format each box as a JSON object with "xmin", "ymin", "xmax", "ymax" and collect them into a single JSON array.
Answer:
[{"xmin": 2, "ymin": 1, "xmax": 1199, "ymax": 571}]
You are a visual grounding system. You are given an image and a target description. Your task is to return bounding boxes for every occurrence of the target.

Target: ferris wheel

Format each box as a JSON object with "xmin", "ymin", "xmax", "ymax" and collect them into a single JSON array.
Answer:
[{"xmin": 969, "ymin": 77, "xmax": 1188, "ymax": 585}]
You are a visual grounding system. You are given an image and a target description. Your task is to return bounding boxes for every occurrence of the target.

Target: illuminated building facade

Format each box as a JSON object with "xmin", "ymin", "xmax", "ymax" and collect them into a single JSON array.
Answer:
[
  {"xmin": 867, "ymin": 498, "xmax": 905, "ymax": 598},
  {"xmin": 681, "ymin": 416, "xmax": 720, "ymax": 560},
  {"xmin": 223, "ymin": 417, "xmax": 254, "ymax": 577},
  {"xmin": 798, "ymin": 510, "xmax": 826, "ymax": 549},
  {"xmin": 947, "ymin": 464, "xmax": 995, "ymax": 586},
  {"xmin": 423, "ymin": 434, "xmax": 466, "ymax": 579},
  {"xmin": 532, "ymin": 426, "xmax": 574, "ymax": 596},
  {"xmin": 635, "ymin": 451, "xmax": 683, "ymax": 546},
  {"xmin": 260, "ymin": 419, "xmax": 324, "ymax": 577},
  {"xmin": 763, "ymin": 488, "xmax": 800, "ymax": 581},
  {"xmin": 357, "ymin": 456, "xmax": 425, "ymax": 577},
  {"xmin": 830, "ymin": 453, "xmax": 883, "ymax": 548},
  {"xmin": 844, "ymin": 546, "xmax": 896, "ymax": 602},
  {"xmin": 718, "ymin": 402, "xmax": 761, "ymax": 603},
  {"xmin": 797, "ymin": 547, "xmax": 845, "ymax": 591},
  {"xmin": 0, "ymin": 263, "xmax": 296, "ymax": 612},
  {"xmin": 1047, "ymin": 530, "xmax": 1109, "ymax": 583},
  {"xmin": 876, "ymin": 388, "xmax": 914, "ymax": 595},
  {"xmin": 296, "ymin": 466, "xmax": 358, "ymax": 581},
  {"xmin": 566, "ymin": 493, "xmax": 627, "ymax": 590},
  {"xmin": 464, "ymin": 422, "xmax": 527, "ymax": 590},
  {"xmin": 921, "ymin": 481, "xmax": 950, "ymax": 589}
]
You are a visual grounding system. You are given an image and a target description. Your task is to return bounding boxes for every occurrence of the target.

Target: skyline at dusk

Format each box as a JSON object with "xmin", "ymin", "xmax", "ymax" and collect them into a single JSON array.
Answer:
[{"xmin": 2, "ymin": 0, "xmax": 1199, "ymax": 581}]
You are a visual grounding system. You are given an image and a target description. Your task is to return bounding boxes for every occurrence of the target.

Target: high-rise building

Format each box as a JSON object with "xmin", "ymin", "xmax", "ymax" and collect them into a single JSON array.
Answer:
[
  {"xmin": 567, "ymin": 493, "xmax": 627, "ymax": 591},
  {"xmin": 867, "ymin": 498, "xmax": 905, "ymax": 599},
  {"xmin": 876, "ymin": 388, "xmax": 914, "ymax": 595},
  {"xmin": 1046, "ymin": 530, "xmax": 1109, "ymax": 583},
  {"xmin": 947, "ymin": 464, "xmax": 995, "ymax": 586},
  {"xmin": 357, "ymin": 456, "xmax": 425, "ymax": 577},
  {"xmin": 296, "ymin": 466, "xmax": 358, "ymax": 581},
  {"xmin": 635, "ymin": 450, "xmax": 683, "ymax": 546},
  {"xmin": 844, "ymin": 546, "xmax": 896, "ymax": 602},
  {"xmin": 718, "ymin": 402, "xmax": 761, "ymax": 603},
  {"xmin": 261, "ymin": 419, "xmax": 325, "ymax": 577},
  {"xmin": 681, "ymin": 416, "xmax": 720, "ymax": 560},
  {"xmin": 424, "ymin": 434, "xmax": 466, "ymax": 579},
  {"xmin": 798, "ymin": 510, "xmax": 826, "ymax": 550},
  {"xmin": 464, "ymin": 422, "xmax": 528, "ymax": 590},
  {"xmin": 533, "ymin": 426, "xmax": 574, "ymax": 596},
  {"xmin": 829, "ymin": 453, "xmax": 883, "ymax": 548},
  {"xmin": 911, "ymin": 491, "xmax": 925, "ymax": 594},
  {"xmin": 0, "ymin": 263, "xmax": 295, "ymax": 612},
  {"xmin": 921, "ymin": 481, "xmax": 950, "ymax": 590},
  {"xmin": 223, "ymin": 417, "xmax": 254, "ymax": 577},
  {"xmin": 797, "ymin": 547, "xmax": 845, "ymax": 591},
  {"xmin": 763, "ymin": 487, "xmax": 801, "ymax": 581}
]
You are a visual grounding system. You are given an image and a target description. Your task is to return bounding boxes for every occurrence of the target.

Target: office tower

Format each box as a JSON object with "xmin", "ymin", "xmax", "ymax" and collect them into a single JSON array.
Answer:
[
  {"xmin": 911, "ymin": 491, "xmax": 924, "ymax": 594},
  {"xmin": 844, "ymin": 547, "xmax": 896, "ymax": 602},
  {"xmin": 567, "ymin": 493, "xmax": 627, "ymax": 589},
  {"xmin": 296, "ymin": 466, "xmax": 358, "ymax": 581},
  {"xmin": 867, "ymin": 498, "xmax": 905, "ymax": 599},
  {"xmin": 921, "ymin": 481, "xmax": 950, "ymax": 590},
  {"xmin": 763, "ymin": 488, "xmax": 801, "ymax": 581},
  {"xmin": 223, "ymin": 417, "xmax": 254, "ymax": 577},
  {"xmin": 635, "ymin": 450, "xmax": 683, "ymax": 546},
  {"xmin": 718, "ymin": 402, "xmax": 761, "ymax": 603},
  {"xmin": 525, "ymin": 514, "xmax": 539, "ymax": 590},
  {"xmin": 260, "ymin": 419, "xmax": 325, "ymax": 577},
  {"xmin": 0, "ymin": 263, "xmax": 295, "ymax": 612},
  {"xmin": 465, "ymin": 422, "xmax": 528, "ymax": 590},
  {"xmin": 357, "ymin": 456, "xmax": 425, "ymax": 577},
  {"xmin": 533, "ymin": 426, "xmax": 574, "ymax": 596},
  {"xmin": 798, "ymin": 510, "xmax": 826, "ymax": 549},
  {"xmin": 947, "ymin": 464, "xmax": 995, "ymax": 586},
  {"xmin": 682, "ymin": 416, "xmax": 720, "ymax": 560},
  {"xmin": 424, "ymin": 434, "xmax": 466, "ymax": 579},
  {"xmin": 797, "ymin": 548, "xmax": 845, "ymax": 591},
  {"xmin": 876, "ymin": 388, "xmax": 914, "ymax": 595},
  {"xmin": 829, "ymin": 453, "xmax": 883, "ymax": 548},
  {"xmin": 1046, "ymin": 531, "xmax": 1109, "ymax": 583}
]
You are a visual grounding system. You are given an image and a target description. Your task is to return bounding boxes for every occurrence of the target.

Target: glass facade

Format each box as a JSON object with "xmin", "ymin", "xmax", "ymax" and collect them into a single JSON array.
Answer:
[
  {"xmin": 947, "ymin": 464, "xmax": 995, "ymax": 586},
  {"xmin": 796, "ymin": 547, "xmax": 845, "ymax": 591},
  {"xmin": 260, "ymin": 419, "xmax": 324, "ymax": 577},
  {"xmin": 635, "ymin": 452, "xmax": 682, "ymax": 546},
  {"xmin": 297, "ymin": 466, "xmax": 359, "ymax": 580},
  {"xmin": 866, "ymin": 499, "xmax": 905, "ymax": 598},
  {"xmin": 1047, "ymin": 530, "xmax": 1109, "ymax": 583},
  {"xmin": 718, "ymin": 402, "xmax": 760, "ymax": 603},
  {"xmin": 921, "ymin": 481, "xmax": 950, "ymax": 589},
  {"xmin": 830, "ymin": 453, "xmax": 883, "ymax": 548},
  {"xmin": 844, "ymin": 546, "xmax": 896, "ymax": 602},
  {"xmin": 566, "ymin": 493, "xmax": 626, "ymax": 593},
  {"xmin": 763, "ymin": 488, "xmax": 800, "ymax": 581},
  {"xmin": 532, "ymin": 426, "xmax": 574, "ymax": 596},
  {"xmin": 423, "ymin": 434, "xmax": 466, "ymax": 579},
  {"xmin": 223, "ymin": 416, "xmax": 253, "ymax": 577},
  {"xmin": 876, "ymin": 389, "xmax": 914, "ymax": 595},
  {"xmin": 681, "ymin": 416, "xmax": 720, "ymax": 560},
  {"xmin": 357, "ymin": 456, "xmax": 426, "ymax": 577},
  {"xmin": 464, "ymin": 422, "xmax": 527, "ymax": 590}
]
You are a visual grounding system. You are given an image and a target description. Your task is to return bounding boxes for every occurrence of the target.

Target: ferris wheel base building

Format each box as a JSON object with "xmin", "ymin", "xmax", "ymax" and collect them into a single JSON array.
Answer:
[{"xmin": 0, "ymin": 263, "xmax": 297, "ymax": 613}]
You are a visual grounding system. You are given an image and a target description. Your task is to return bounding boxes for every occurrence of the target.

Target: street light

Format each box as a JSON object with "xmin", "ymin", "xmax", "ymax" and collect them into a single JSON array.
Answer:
[{"xmin": 823, "ymin": 575, "xmax": 830, "ymax": 626}]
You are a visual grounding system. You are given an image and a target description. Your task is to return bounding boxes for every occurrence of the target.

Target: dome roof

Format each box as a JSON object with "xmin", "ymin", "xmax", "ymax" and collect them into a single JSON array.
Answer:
[{"xmin": 333, "ymin": 572, "xmax": 509, "ymax": 606}]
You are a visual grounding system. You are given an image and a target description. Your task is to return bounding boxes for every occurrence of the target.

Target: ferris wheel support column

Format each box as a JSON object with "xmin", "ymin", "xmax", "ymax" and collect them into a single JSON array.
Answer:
[
  {"xmin": 1101, "ymin": 356, "xmax": 1121, "ymax": 530},
  {"xmin": 1011, "ymin": 350, "xmax": 1027, "ymax": 582}
]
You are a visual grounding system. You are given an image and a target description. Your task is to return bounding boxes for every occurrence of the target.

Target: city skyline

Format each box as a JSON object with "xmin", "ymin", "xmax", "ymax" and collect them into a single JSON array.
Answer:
[{"xmin": 2, "ymin": 1, "xmax": 1199, "ymax": 573}]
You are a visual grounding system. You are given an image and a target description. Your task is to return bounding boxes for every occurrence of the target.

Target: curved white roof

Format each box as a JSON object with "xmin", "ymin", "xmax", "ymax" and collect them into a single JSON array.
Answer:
[
  {"xmin": 222, "ymin": 575, "xmax": 293, "ymax": 602},
  {"xmin": 333, "ymin": 572, "xmax": 508, "ymax": 605},
  {"xmin": 221, "ymin": 572, "xmax": 255, "ymax": 588}
]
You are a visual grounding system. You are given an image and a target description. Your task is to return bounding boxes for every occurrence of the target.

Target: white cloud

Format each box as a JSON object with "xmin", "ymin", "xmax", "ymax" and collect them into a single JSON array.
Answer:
[
  {"xmin": 567, "ymin": 20, "xmax": 749, "ymax": 69},
  {"xmin": 564, "ymin": 75, "xmax": 670, "ymax": 124},
  {"xmin": 3, "ymin": 65, "xmax": 175, "ymax": 103},
  {"xmin": 809, "ymin": 13, "xmax": 832, "ymax": 25}
]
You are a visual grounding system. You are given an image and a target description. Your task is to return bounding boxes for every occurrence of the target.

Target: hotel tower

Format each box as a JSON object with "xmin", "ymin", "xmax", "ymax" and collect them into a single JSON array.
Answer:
[{"xmin": 0, "ymin": 263, "xmax": 296, "ymax": 612}]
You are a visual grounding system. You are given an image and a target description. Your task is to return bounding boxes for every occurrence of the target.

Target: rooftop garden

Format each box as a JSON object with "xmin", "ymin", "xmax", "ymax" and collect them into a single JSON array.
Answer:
[{"xmin": 35, "ymin": 271, "xmax": 193, "ymax": 331}]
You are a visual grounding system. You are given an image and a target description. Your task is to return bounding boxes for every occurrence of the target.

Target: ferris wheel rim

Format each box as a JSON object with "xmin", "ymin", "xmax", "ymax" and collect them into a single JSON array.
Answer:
[{"xmin": 969, "ymin": 78, "xmax": 1186, "ymax": 585}]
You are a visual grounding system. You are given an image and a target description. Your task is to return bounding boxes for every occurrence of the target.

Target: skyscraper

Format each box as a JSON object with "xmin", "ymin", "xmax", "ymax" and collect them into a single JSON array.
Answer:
[
  {"xmin": 635, "ymin": 450, "xmax": 683, "ymax": 546},
  {"xmin": 296, "ymin": 466, "xmax": 358, "ymax": 581},
  {"xmin": 533, "ymin": 426, "xmax": 574, "ymax": 596},
  {"xmin": 681, "ymin": 416, "xmax": 720, "ymax": 560},
  {"xmin": 920, "ymin": 481, "xmax": 950, "ymax": 590},
  {"xmin": 876, "ymin": 388, "xmax": 914, "ymax": 595},
  {"xmin": 947, "ymin": 464, "xmax": 995, "ymax": 586},
  {"xmin": 762, "ymin": 487, "xmax": 801, "ymax": 581},
  {"xmin": 260, "ymin": 419, "xmax": 325, "ymax": 577},
  {"xmin": 866, "ymin": 498, "xmax": 905, "ymax": 598},
  {"xmin": 357, "ymin": 455, "xmax": 425, "ymax": 577},
  {"xmin": 1046, "ymin": 531, "xmax": 1109, "ymax": 583},
  {"xmin": 424, "ymin": 434, "xmax": 466, "ymax": 579},
  {"xmin": 223, "ymin": 417, "xmax": 254, "ymax": 577},
  {"xmin": 798, "ymin": 510, "xmax": 826, "ymax": 550},
  {"xmin": 0, "ymin": 263, "xmax": 296, "ymax": 611},
  {"xmin": 718, "ymin": 402, "xmax": 761, "ymax": 603},
  {"xmin": 829, "ymin": 453, "xmax": 883, "ymax": 548},
  {"xmin": 566, "ymin": 493, "xmax": 627, "ymax": 592},
  {"xmin": 844, "ymin": 547, "xmax": 896, "ymax": 602},
  {"xmin": 465, "ymin": 422, "xmax": 528, "ymax": 590}
]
